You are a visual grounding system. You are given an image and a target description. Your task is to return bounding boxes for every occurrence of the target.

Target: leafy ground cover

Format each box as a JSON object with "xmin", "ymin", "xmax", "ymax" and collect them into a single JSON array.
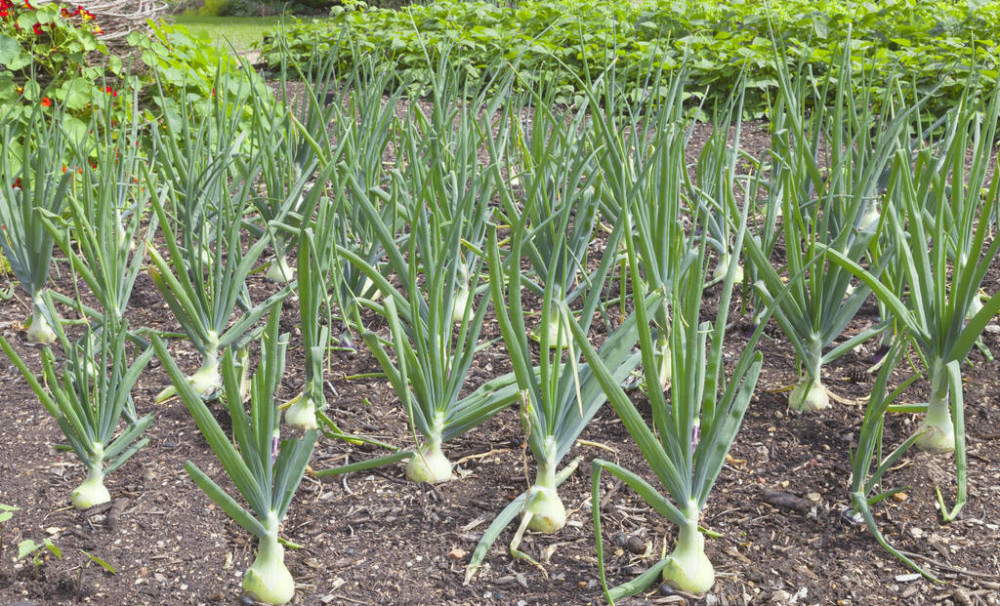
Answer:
[{"xmin": 260, "ymin": 0, "xmax": 1000, "ymax": 116}]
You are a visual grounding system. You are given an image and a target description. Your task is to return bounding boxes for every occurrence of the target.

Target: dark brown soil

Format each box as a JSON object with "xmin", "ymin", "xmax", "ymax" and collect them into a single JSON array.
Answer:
[{"xmin": 1, "ymin": 120, "xmax": 999, "ymax": 606}]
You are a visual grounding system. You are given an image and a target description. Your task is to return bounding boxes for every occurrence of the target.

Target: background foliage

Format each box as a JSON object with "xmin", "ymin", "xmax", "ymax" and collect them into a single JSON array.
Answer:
[{"xmin": 260, "ymin": 0, "xmax": 1000, "ymax": 115}]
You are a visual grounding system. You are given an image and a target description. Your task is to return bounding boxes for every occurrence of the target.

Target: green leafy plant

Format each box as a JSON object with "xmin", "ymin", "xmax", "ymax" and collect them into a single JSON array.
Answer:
[
  {"xmin": 0, "ymin": 0, "xmax": 122, "ymax": 124},
  {"xmin": 317, "ymin": 64, "xmax": 520, "ymax": 483},
  {"xmin": 0, "ymin": 106, "xmax": 71, "ymax": 343},
  {"xmin": 18, "ymin": 537, "xmax": 61, "ymax": 571},
  {"xmin": 821, "ymin": 89, "xmax": 1000, "ymax": 524},
  {"xmin": 153, "ymin": 309, "xmax": 317, "ymax": 605},
  {"xmin": 743, "ymin": 44, "xmax": 915, "ymax": 411},
  {"xmin": 145, "ymin": 81, "xmax": 290, "ymax": 400},
  {"xmin": 40, "ymin": 86, "xmax": 156, "ymax": 325},
  {"xmin": 0, "ymin": 308, "xmax": 155, "ymax": 509},
  {"xmin": 128, "ymin": 20, "xmax": 275, "ymax": 140},
  {"xmin": 262, "ymin": 0, "xmax": 1000, "ymax": 117},
  {"xmin": 569, "ymin": 139, "xmax": 761, "ymax": 599},
  {"xmin": 0, "ymin": 503, "xmax": 17, "ymax": 564}
]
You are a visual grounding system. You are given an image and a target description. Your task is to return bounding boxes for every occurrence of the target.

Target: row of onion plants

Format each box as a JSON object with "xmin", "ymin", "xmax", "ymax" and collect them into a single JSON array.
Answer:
[{"xmin": 1, "ymin": 41, "xmax": 999, "ymax": 603}]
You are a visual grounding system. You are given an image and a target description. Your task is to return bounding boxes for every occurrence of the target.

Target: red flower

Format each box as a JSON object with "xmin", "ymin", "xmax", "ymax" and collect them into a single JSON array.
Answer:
[
  {"xmin": 40, "ymin": 97, "xmax": 51, "ymax": 107},
  {"xmin": 22, "ymin": 0, "xmax": 33, "ymax": 9},
  {"xmin": 104, "ymin": 86, "xmax": 117, "ymax": 97},
  {"xmin": 32, "ymin": 22, "xmax": 43, "ymax": 35},
  {"xmin": 11, "ymin": 178, "xmax": 21, "ymax": 189}
]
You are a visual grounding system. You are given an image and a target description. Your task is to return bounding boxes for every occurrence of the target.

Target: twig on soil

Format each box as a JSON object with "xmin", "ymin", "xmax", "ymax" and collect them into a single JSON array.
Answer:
[
  {"xmin": 577, "ymin": 439, "xmax": 618, "ymax": 453},
  {"xmin": 898, "ymin": 550, "xmax": 1000, "ymax": 581},
  {"xmin": 761, "ymin": 488, "xmax": 813, "ymax": 515},
  {"xmin": 454, "ymin": 448, "xmax": 512, "ymax": 466},
  {"xmin": 599, "ymin": 478, "xmax": 625, "ymax": 509}
]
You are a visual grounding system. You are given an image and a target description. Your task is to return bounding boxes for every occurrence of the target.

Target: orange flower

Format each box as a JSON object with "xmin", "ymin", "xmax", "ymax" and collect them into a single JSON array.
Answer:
[{"xmin": 40, "ymin": 97, "xmax": 51, "ymax": 107}]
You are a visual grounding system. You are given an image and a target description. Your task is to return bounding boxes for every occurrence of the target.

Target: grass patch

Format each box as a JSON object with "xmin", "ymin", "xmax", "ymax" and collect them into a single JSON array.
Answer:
[{"xmin": 170, "ymin": 15, "xmax": 281, "ymax": 52}]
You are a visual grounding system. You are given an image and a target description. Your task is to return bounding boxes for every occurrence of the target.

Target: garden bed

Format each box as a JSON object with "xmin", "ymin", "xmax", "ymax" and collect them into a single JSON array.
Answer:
[{"xmin": 1, "ymin": 115, "xmax": 999, "ymax": 605}]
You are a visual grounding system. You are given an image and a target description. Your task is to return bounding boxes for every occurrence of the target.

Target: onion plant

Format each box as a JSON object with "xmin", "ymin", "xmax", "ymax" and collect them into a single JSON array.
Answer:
[
  {"xmin": 326, "ymin": 62, "xmax": 406, "ymax": 343},
  {"xmin": 570, "ymin": 159, "xmax": 761, "ymax": 599},
  {"xmin": 742, "ymin": 52, "xmax": 917, "ymax": 411},
  {"xmin": 493, "ymin": 87, "xmax": 602, "ymax": 345},
  {"xmin": 0, "ymin": 110, "xmax": 72, "ymax": 343},
  {"xmin": 0, "ymin": 308, "xmax": 155, "ymax": 509},
  {"xmin": 283, "ymin": 186, "xmax": 339, "ymax": 431},
  {"xmin": 245, "ymin": 53, "xmax": 339, "ymax": 285},
  {"xmin": 842, "ymin": 337, "xmax": 940, "ymax": 581},
  {"xmin": 588, "ymin": 71, "xmax": 691, "ymax": 390},
  {"xmin": 146, "ymin": 165, "xmax": 290, "ymax": 400},
  {"xmin": 320, "ymin": 70, "xmax": 519, "ymax": 482},
  {"xmin": 262, "ymin": 71, "xmax": 347, "ymax": 430},
  {"xmin": 822, "ymin": 92, "xmax": 1000, "ymax": 518},
  {"xmin": 144, "ymin": 69, "xmax": 256, "ymax": 264},
  {"xmin": 355, "ymin": 176, "xmax": 509, "ymax": 482},
  {"xmin": 479, "ymin": 207, "xmax": 632, "ymax": 540},
  {"xmin": 41, "ymin": 87, "xmax": 156, "ymax": 325},
  {"xmin": 145, "ymin": 89, "xmax": 292, "ymax": 400},
  {"xmin": 248, "ymin": 121, "xmax": 313, "ymax": 284},
  {"xmin": 153, "ymin": 310, "xmax": 317, "ymax": 605}
]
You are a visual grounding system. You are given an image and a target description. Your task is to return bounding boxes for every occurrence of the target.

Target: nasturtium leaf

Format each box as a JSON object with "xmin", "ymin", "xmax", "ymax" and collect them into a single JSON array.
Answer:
[
  {"xmin": 61, "ymin": 115, "xmax": 89, "ymax": 143},
  {"xmin": 16, "ymin": 12, "xmax": 36, "ymax": 31},
  {"xmin": 58, "ymin": 78, "xmax": 93, "ymax": 110},
  {"xmin": 0, "ymin": 35, "xmax": 31, "ymax": 70}
]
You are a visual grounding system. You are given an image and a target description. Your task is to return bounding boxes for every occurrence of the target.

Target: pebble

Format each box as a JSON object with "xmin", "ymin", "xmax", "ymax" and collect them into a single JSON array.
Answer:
[{"xmin": 626, "ymin": 535, "xmax": 647, "ymax": 555}]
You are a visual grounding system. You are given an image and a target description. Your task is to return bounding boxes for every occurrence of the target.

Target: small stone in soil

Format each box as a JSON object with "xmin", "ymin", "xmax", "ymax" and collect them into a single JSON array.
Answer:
[{"xmin": 626, "ymin": 535, "xmax": 647, "ymax": 554}]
